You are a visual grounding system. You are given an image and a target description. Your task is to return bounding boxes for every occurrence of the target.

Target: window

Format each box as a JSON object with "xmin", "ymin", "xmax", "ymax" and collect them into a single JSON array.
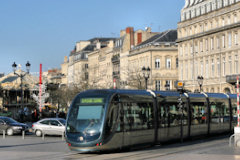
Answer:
[
  {"xmin": 228, "ymin": 32, "xmax": 232, "ymax": 47},
  {"xmin": 234, "ymin": 14, "xmax": 237, "ymax": 23},
  {"xmin": 222, "ymin": 35, "xmax": 225, "ymax": 48},
  {"xmin": 155, "ymin": 58, "xmax": 160, "ymax": 69},
  {"xmin": 235, "ymin": 55, "xmax": 239, "ymax": 74},
  {"xmin": 191, "ymin": 61, "xmax": 194, "ymax": 80},
  {"xmin": 165, "ymin": 80, "xmax": 171, "ymax": 90},
  {"xmin": 123, "ymin": 102, "xmax": 154, "ymax": 130},
  {"xmin": 166, "ymin": 58, "xmax": 171, "ymax": 69},
  {"xmin": 217, "ymin": 37, "xmax": 220, "ymax": 49},
  {"xmin": 211, "ymin": 59, "xmax": 215, "ymax": 77},
  {"xmin": 222, "ymin": 18, "xmax": 225, "ymax": 26},
  {"xmin": 155, "ymin": 80, "xmax": 161, "ymax": 91},
  {"xmin": 40, "ymin": 120, "xmax": 50, "ymax": 125},
  {"xmin": 229, "ymin": 56, "xmax": 232, "ymax": 74},
  {"xmin": 159, "ymin": 102, "xmax": 188, "ymax": 128},
  {"xmin": 210, "ymin": 37, "xmax": 214, "ymax": 50},
  {"xmin": 200, "ymin": 61, "xmax": 203, "ymax": 76},
  {"xmin": 205, "ymin": 39, "xmax": 208, "ymax": 51},
  {"xmin": 50, "ymin": 120, "xmax": 60, "ymax": 126},
  {"xmin": 200, "ymin": 40, "xmax": 203, "ymax": 52},
  {"xmin": 176, "ymin": 58, "xmax": 179, "ymax": 68},
  {"xmin": 217, "ymin": 58, "xmax": 220, "ymax": 77},
  {"xmin": 223, "ymin": 57, "xmax": 226, "ymax": 76},
  {"xmin": 85, "ymin": 64, "xmax": 88, "ymax": 69},
  {"xmin": 235, "ymin": 32, "xmax": 238, "ymax": 45},
  {"xmin": 228, "ymin": 16, "xmax": 231, "ymax": 25},
  {"xmin": 206, "ymin": 60, "xmax": 209, "ymax": 78},
  {"xmin": 190, "ymin": 102, "xmax": 207, "ymax": 125}
]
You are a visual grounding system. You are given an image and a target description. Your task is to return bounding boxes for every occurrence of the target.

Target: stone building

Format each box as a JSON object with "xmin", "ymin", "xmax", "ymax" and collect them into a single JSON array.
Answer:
[
  {"xmin": 177, "ymin": 0, "xmax": 240, "ymax": 93},
  {"xmin": 67, "ymin": 38, "xmax": 115, "ymax": 88},
  {"xmin": 129, "ymin": 30, "xmax": 178, "ymax": 90}
]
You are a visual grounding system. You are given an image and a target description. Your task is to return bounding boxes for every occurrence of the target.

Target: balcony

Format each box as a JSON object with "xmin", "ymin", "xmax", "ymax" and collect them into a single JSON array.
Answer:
[
  {"xmin": 226, "ymin": 74, "xmax": 240, "ymax": 84},
  {"xmin": 111, "ymin": 55, "xmax": 120, "ymax": 63}
]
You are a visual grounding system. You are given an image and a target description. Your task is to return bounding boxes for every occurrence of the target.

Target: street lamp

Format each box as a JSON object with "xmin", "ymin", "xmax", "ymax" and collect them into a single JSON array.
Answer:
[
  {"xmin": 12, "ymin": 61, "xmax": 31, "ymax": 111},
  {"xmin": 197, "ymin": 76, "xmax": 204, "ymax": 92},
  {"xmin": 142, "ymin": 66, "xmax": 151, "ymax": 89}
]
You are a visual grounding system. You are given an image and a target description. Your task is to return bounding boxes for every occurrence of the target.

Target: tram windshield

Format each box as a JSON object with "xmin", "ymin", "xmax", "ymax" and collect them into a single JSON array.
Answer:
[{"xmin": 67, "ymin": 97, "xmax": 105, "ymax": 135}]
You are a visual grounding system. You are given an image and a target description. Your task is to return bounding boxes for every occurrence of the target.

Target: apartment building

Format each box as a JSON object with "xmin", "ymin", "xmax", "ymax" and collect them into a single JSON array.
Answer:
[
  {"xmin": 129, "ymin": 30, "xmax": 178, "ymax": 90},
  {"xmin": 67, "ymin": 38, "xmax": 115, "ymax": 87},
  {"xmin": 177, "ymin": 0, "xmax": 240, "ymax": 93}
]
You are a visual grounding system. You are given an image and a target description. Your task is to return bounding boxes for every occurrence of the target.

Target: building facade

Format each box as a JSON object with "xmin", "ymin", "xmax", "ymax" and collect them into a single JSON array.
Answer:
[
  {"xmin": 178, "ymin": 0, "xmax": 240, "ymax": 93},
  {"xmin": 129, "ymin": 30, "xmax": 178, "ymax": 90}
]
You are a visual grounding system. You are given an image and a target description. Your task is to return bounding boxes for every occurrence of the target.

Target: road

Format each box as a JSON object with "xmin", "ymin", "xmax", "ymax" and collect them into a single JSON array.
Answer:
[{"xmin": 0, "ymin": 134, "xmax": 239, "ymax": 160}]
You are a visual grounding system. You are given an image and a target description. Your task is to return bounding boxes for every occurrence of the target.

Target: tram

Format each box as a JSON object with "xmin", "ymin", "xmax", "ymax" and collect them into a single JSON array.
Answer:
[{"xmin": 65, "ymin": 89, "xmax": 237, "ymax": 152}]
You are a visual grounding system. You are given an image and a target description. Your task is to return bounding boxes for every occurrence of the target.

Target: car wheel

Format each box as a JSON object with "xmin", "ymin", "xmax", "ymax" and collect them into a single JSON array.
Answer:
[
  {"xmin": 35, "ymin": 130, "xmax": 42, "ymax": 137},
  {"xmin": 7, "ymin": 128, "xmax": 14, "ymax": 136}
]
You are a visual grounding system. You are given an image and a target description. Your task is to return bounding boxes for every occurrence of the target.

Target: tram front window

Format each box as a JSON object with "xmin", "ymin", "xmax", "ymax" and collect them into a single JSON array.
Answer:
[{"xmin": 67, "ymin": 105, "xmax": 104, "ymax": 135}]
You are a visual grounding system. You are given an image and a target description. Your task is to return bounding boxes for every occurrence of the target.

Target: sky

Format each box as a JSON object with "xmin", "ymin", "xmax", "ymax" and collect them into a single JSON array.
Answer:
[{"xmin": 0, "ymin": 0, "xmax": 184, "ymax": 75}]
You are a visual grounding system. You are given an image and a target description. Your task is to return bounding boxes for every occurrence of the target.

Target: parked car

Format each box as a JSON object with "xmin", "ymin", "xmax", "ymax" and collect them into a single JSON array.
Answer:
[
  {"xmin": 0, "ymin": 116, "xmax": 29, "ymax": 136},
  {"xmin": 32, "ymin": 118, "xmax": 66, "ymax": 136}
]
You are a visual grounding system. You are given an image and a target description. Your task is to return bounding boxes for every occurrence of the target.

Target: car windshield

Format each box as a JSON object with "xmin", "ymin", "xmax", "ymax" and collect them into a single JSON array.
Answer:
[
  {"xmin": 67, "ymin": 104, "xmax": 104, "ymax": 134},
  {"xmin": 2, "ymin": 117, "xmax": 18, "ymax": 124},
  {"xmin": 59, "ymin": 119, "xmax": 66, "ymax": 125}
]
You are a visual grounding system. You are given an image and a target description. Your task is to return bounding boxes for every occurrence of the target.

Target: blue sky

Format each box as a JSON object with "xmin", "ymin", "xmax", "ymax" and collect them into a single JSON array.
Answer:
[{"xmin": 0, "ymin": 0, "xmax": 184, "ymax": 74}]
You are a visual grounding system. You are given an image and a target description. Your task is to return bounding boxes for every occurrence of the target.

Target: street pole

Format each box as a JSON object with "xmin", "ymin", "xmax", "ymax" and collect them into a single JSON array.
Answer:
[{"xmin": 145, "ymin": 77, "xmax": 148, "ymax": 90}]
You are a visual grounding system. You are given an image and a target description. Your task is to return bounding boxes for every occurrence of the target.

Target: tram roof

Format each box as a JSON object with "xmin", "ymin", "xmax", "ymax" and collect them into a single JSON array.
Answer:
[
  {"xmin": 228, "ymin": 94, "xmax": 237, "ymax": 99},
  {"xmin": 206, "ymin": 93, "xmax": 228, "ymax": 99},
  {"xmin": 83, "ymin": 89, "xmax": 152, "ymax": 96},
  {"xmin": 187, "ymin": 93, "xmax": 206, "ymax": 98}
]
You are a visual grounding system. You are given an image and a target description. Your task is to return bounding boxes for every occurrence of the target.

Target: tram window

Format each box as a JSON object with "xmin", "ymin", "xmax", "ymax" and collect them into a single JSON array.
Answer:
[
  {"xmin": 160, "ymin": 103, "xmax": 187, "ymax": 128},
  {"xmin": 210, "ymin": 101, "xmax": 229, "ymax": 123},
  {"xmin": 123, "ymin": 102, "xmax": 154, "ymax": 131},
  {"xmin": 105, "ymin": 102, "xmax": 119, "ymax": 136},
  {"xmin": 190, "ymin": 102, "xmax": 207, "ymax": 125}
]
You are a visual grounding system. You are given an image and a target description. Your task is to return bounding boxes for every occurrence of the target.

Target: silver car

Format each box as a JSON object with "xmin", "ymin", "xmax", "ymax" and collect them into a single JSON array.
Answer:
[{"xmin": 32, "ymin": 118, "xmax": 66, "ymax": 137}]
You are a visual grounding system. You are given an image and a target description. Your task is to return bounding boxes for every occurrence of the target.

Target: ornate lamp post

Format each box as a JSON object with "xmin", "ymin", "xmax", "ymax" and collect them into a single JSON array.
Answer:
[
  {"xmin": 197, "ymin": 76, "xmax": 204, "ymax": 92},
  {"xmin": 142, "ymin": 66, "xmax": 151, "ymax": 90},
  {"xmin": 12, "ymin": 61, "xmax": 31, "ymax": 110}
]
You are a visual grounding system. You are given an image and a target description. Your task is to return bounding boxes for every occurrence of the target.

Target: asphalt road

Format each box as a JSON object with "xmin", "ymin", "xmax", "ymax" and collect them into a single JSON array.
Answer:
[{"xmin": 0, "ymin": 134, "xmax": 239, "ymax": 160}]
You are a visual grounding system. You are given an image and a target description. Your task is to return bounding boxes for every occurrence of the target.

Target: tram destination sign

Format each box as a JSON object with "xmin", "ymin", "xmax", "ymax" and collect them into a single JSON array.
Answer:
[{"xmin": 80, "ymin": 98, "xmax": 104, "ymax": 104}]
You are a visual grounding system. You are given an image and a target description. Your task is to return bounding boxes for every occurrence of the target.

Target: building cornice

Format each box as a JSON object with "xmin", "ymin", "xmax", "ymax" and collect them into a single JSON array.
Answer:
[{"xmin": 177, "ymin": 22, "xmax": 240, "ymax": 43}]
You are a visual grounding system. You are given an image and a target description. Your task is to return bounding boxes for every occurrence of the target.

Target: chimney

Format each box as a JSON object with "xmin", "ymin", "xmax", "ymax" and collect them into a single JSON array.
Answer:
[
  {"xmin": 126, "ymin": 27, "xmax": 134, "ymax": 48},
  {"xmin": 64, "ymin": 56, "xmax": 68, "ymax": 63},
  {"xmin": 137, "ymin": 33, "xmax": 142, "ymax": 45},
  {"xmin": 96, "ymin": 42, "xmax": 101, "ymax": 49}
]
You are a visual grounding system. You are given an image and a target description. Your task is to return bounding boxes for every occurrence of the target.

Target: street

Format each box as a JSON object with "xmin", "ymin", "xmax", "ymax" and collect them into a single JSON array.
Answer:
[{"xmin": 0, "ymin": 134, "xmax": 240, "ymax": 160}]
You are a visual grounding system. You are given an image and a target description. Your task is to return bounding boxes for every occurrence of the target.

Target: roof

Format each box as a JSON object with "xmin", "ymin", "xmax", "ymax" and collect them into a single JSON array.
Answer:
[
  {"xmin": 136, "ymin": 30, "xmax": 177, "ymax": 47},
  {"xmin": 1, "ymin": 76, "xmax": 18, "ymax": 83},
  {"xmin": 183, "ymin": 0, "xmax": 204, "ymax": 9}
]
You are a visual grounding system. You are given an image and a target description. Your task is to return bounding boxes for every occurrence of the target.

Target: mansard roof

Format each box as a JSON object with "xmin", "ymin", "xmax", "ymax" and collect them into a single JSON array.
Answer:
[
  {"xmin": 136, "ymin": 30, "xmax": 177, "ymax": 47},
  {"xmin": 184, "ymin": 0, "xmax": 205, "ymax": 9}
]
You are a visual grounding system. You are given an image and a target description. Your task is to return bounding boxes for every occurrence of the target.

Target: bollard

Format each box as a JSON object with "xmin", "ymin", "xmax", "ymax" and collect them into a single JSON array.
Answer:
[
  {"xmin": 235, "ymin": 127, "xmax": 240, "ymax": 147},
  {"xmin": 22, "ymin": 130, "xmax": 25, "ymax": 140},
  {"xmin": 42, "ymin": 132, "xmax": 45, "ymax": 140},
  {"xmin": 3, "ymin": 130, "xmax": 5, "ymax": 139}
]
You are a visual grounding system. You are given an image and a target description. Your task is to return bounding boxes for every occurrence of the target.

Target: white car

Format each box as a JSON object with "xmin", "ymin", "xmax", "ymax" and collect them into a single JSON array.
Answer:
[{"xmin": 32, "ymin": 118, "xmax": 66, "ymax": 137}]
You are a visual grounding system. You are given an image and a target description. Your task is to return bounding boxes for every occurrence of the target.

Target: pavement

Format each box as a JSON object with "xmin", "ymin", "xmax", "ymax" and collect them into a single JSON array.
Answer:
[{"xmin": 0, "ymin": 135, "xmax": 240, "ymax": 160}]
